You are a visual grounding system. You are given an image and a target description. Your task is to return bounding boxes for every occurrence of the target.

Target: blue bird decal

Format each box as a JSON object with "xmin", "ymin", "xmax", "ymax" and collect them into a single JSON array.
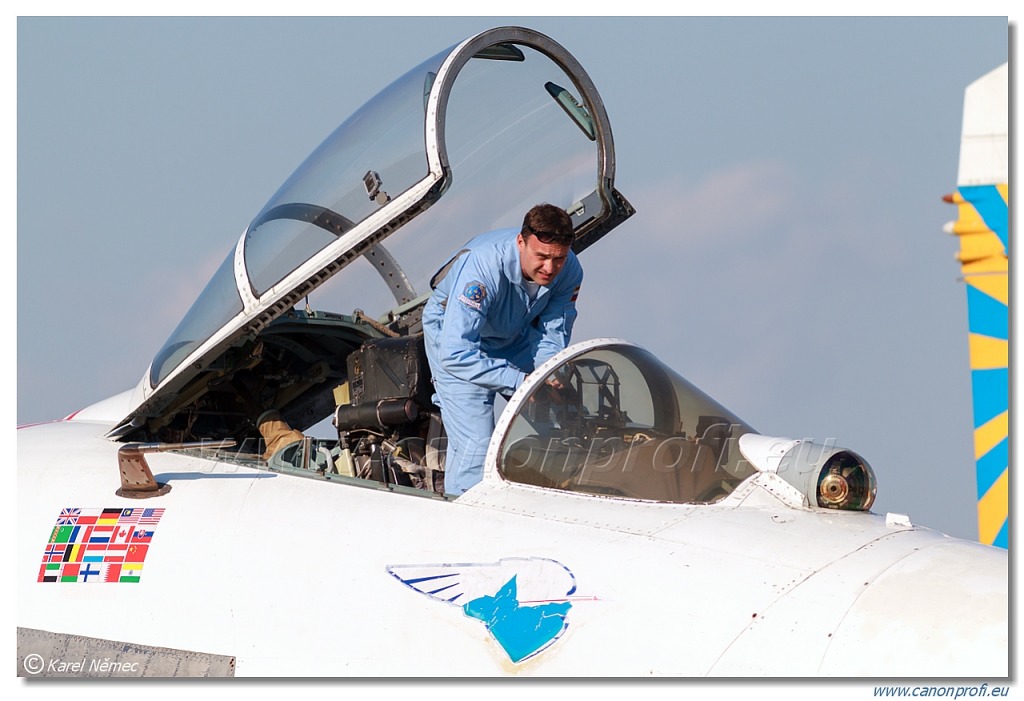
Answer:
[{"xmin": 387, "ymin": 557, "xmax": 582, "ymax": 663}]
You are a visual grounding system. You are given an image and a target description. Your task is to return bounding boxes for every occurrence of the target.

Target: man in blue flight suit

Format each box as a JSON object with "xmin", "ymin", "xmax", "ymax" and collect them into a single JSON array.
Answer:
[{"xmin": 423, "ymin": 204, "xmax": 582, "ymax": 495}]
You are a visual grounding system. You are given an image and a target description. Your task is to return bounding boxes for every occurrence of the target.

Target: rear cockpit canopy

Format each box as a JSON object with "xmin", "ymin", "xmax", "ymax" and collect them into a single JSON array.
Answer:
[
  {"xmin": 494, "ymin": 340, "xmax": 758, "ymax": 503},
  {"xmin": 111, "ymin": 27, "xmax": 633, "ymax": 444}
]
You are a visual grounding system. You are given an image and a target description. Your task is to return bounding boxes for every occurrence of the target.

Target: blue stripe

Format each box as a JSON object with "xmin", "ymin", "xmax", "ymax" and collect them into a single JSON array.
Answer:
[
  {"xmin": 960, "ymin": 185, "xmax": 1008, "ymax": 253},
  {"xmin": 400, "ymin": 573, "xmax": 458, "ymax": 585},
  {"xmin": 993, "ymin": 520, "xmax": 1008, "ymax": 549},
  {"xmin": 971, "ymin": 368, "xmax": 1008, "ymax": 428},
  {"xmin": 966, "ymin": 285, "xmax": 1008, "ymax": 341},
  {"xmin": 975, "ymin": 437, "xmax": 1008, "ymax": 499},
  {"xmin": 427, "ymin": 582, "xmax": 460, "ymax": 596}
]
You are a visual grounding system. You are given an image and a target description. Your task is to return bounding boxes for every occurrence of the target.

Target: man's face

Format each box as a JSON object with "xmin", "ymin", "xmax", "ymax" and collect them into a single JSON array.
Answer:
[{"xmin": 517, "ymin": 233, "xmax": 570, "ymax": 286}]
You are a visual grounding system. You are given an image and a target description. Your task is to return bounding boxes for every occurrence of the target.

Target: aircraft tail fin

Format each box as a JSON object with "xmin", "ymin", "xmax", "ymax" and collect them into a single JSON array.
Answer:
[{"xmin": 943, "ymin": 62, "xmax": 1008, "ymax": 549}]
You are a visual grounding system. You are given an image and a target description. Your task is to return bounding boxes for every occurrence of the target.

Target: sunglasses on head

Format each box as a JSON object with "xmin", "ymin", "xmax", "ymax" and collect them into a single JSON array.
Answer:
[{"xmin": 525, "ymin": 224, "xmax": 574, "ymax": 246}]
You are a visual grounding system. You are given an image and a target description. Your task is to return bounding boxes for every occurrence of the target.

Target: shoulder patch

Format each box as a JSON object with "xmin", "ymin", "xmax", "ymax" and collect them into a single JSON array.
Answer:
[{"xmin": 458, "ymin": 281, "xmax": 488, "ymax": 310}]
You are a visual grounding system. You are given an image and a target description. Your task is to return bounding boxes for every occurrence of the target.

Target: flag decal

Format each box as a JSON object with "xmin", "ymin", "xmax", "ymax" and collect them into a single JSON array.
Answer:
[{"xmin": 37, "ymin": 507, "xmax": 165, "ymax": 583}]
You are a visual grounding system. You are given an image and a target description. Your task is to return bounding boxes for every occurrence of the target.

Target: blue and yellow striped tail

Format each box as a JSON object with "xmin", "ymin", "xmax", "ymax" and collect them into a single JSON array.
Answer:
[{"xmin": 944, "ymin": 62, "xmax": 1008, "ymax": 549}]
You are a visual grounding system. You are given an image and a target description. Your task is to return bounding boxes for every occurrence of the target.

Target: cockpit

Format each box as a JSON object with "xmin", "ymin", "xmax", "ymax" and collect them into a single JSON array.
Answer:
[
  {"xmin": 111, "ymin": 27, "xmax": 631, "ymax": 453},
  {"xmin": 101, "ymin": 26, "xmax": 881, "ymax": 513},
  {"xmin": 497, "ymin": 342, "xmax": 757, "ymax": 503}
]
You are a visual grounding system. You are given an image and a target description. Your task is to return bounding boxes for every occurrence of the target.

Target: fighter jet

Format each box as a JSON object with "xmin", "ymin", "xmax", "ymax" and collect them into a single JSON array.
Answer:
[{"xmin": 17, "ymin": 26, "xmax": 1007, "ymax": 678}]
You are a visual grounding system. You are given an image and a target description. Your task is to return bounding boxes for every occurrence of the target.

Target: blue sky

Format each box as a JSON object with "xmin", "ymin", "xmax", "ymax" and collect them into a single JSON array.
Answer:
[{"xmin": 15, "ymin": 14, "xmax": 1011, "ymax": 548}]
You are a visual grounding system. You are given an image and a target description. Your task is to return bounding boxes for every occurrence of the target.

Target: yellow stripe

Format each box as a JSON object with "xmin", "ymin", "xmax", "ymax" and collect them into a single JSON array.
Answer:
[
  {"xmin": 953, "ymin": 200, "xmax": 986, "ymax": 234},
  {"xmin": 70, "ymin": 543, "xmax": 82, "ymax": 563},
  {"xmin": 951, "ymin": 219, "xmax": 998, "ymax": 236},
  {"xmin": 974, "ymin": 410, "xmax": 1008, "ymax": 460},
  {"xmin": 962, "ymin": 258, "xmax": 1008, "ymax": 276},
  {"xmin": 978, "ymin": 468, "xmax": 1009, "ymax": 546},
  {"xmin": 968, "ymin": 334, "xmax": 1008, "ymax": 371},
  {"xmin": 966, "ymin": 275, "xmax": 1009, "ymax": 305},
  {"xmin": 997, "ymin": 183, "xmax": 1008, "ymax": 202},
  {"xmin": 956, "ymin": 232, "xmax": 1007, "ymax": 263}
]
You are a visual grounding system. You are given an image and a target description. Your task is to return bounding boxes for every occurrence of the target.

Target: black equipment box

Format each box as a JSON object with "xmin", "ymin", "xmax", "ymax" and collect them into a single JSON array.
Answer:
[{"xmin": 347, "ymin": 335, "xmax": 433, "ymax": 409}]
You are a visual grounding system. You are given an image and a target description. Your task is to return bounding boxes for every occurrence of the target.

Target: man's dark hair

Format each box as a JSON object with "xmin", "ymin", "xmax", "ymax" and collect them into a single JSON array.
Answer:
[{"xmin": 521, "ymin": 204, "xmax": 574, "ymax": 246}]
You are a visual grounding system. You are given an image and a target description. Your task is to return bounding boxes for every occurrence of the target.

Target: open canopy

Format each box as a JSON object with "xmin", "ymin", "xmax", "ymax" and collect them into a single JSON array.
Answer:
[{"xmin": 110, "ymin": 27, "xmax": 634, "ymax": 443}]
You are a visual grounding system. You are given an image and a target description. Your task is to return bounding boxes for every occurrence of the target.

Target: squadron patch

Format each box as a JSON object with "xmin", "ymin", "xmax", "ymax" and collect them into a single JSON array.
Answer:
[{"xmin": 458, "ymin": 281, "xmax": 488, "ymax": 310}]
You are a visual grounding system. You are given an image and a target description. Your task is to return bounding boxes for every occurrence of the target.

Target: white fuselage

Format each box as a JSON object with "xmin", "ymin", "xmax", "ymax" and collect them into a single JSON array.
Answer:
[{"xmin": 17, "ymin": 414, "xmax": 1007, "ymax": 677}]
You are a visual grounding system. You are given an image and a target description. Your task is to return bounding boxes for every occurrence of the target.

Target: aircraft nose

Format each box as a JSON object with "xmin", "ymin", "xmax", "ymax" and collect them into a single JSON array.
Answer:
[
  {"xmin": 820, "ymin": 539, "xmax": 1007, "ymax": 676},
  {"xmin": 707, "ymin": 531, "xmax": 1007, "ymax": 677}
]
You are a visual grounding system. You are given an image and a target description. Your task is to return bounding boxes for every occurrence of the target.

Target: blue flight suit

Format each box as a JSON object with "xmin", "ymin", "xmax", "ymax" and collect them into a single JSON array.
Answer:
[{"xmin": 422, "ymin": 228, "xmax": 583, "ymax": 495}]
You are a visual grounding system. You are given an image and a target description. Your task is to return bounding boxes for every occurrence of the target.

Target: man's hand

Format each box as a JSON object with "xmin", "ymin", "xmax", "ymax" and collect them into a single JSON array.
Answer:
[{"xmin": 537, "ymin": 374, "xmax": 569, "ymax": 405}]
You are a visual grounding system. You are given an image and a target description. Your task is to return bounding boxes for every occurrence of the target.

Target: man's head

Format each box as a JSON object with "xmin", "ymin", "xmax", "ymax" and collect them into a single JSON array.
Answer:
[{"xmin": 517, "ymin": 204, "xmax": 574, "ymax": 286}]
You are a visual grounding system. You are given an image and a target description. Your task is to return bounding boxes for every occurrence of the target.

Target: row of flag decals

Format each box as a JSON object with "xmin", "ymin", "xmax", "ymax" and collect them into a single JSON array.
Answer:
[{"xmin": 38, "ymin": 507, "xmax": 165, "ymax": 583}]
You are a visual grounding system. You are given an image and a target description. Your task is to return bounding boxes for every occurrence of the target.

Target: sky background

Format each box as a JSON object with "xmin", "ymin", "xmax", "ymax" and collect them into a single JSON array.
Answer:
[{"xmin": 15, "ymin": 15, "xmax": 1010, "ymax": 548}]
